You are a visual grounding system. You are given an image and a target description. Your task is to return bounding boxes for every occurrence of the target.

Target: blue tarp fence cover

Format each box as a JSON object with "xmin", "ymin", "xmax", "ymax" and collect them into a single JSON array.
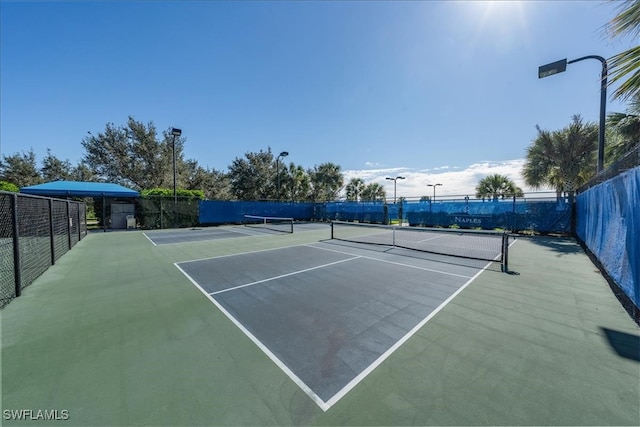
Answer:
[
  {"xmin": 576, "ymin": 166, "xmax": 639, "ymax": 311},
  {"xmin": 199, "ymin": 201, "xmax": 315, "ymax": 224},
  {"xmin": 405, "ymin": 198, "xmax": 571, "ymax": 232},
  {"xmin": 198, "ymin": 198, "xmax": 571, "ymax": 233}
]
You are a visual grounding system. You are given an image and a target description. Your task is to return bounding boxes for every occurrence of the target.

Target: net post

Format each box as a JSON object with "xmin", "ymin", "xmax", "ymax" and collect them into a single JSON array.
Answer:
[
  {"xmin": 392, "ymin": 224, "xmax": 396, "ymax": 247},
  {"xmin": 330, "ymin": 221, "xmax": 334, "ymax": 239},
  {"xmin": 502, "ymin": 232, "xmax": 509, "ymax": 273},
  {"xmin": 289, "ymin": 218, "xmax": 294, "ymax": 234},
  {"xmin": 11, "ymin": 193, "xmax": 22, "ymax": 298}
]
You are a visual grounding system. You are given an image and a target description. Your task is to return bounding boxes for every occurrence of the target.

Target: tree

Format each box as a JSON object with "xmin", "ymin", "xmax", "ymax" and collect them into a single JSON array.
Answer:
[
  {"xmin": 0, "ymin": 149, "xmax": 42, "ymax": 187},
  {"xmin": 206, "ymin": 169, "xmax": 232, "ymax": 200},
  {"xmin": 41, "ymin": 149, "xmax": 73, "ymax": 182},
  {"xmin": 606, "ymin": 93, "xmax": 640, "ymax": 163},
  {"xmin": 182, "ymin": 160, "xmax": 231, "ymax": 200},
  {"xmin": 81, "ymin": 117, "xmax": 180, "ymax": 190},
  {"xmin": 70, "ymin": 162, "xmax": 98, "ymax": 182},
  {"xmin": 361, "ymin": 183, "xmax": 386, "ymax": 201},
  {"xmin": 523, "ymin": 115, "xmax": 598, "ymax": 197},
  {"xmin": 308, "ymin": 163, "xmax": 344, "ymax": 201},
  {"xmin": 0, "ymin": 181, "xmax": 19, "ymax": 192},
  {"xmin": 282, "ymin": 163, "xmax": 310, "ymax": 202},
  {"xmin": 345, "ymin": 178, "xmax": 365, "ymax": 201},
  {"xmin": 228, "ymin": 149, "xmax": 275, "ymax": 200},
  {"xmin": 605, "ymin": 0, "xmax": 640, "ymax": 101},
  {"xmin": 475, "ymin": 174, "xmax": 523, "ymax": 201}
]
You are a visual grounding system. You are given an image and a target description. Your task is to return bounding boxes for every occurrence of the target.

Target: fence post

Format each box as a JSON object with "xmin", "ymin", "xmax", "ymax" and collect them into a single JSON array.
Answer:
[
  {"xmin": 570, "ymin": 191, "xmax": 576, "ymax": 235},
  {"xmin": 49, "ymin": 199, "xmax": 55, "ymax": 265},
  {"xmin": 76, "ymin": 202, "xmax": 82, "ymax": 242},
  {"xmin": 512, "ymin": 195, "xmax": 516, "ymax": 232},
  {"xmin": 66, "ymin": 200, "xmax": 72, "ymax": 249},
  {"xmin": 11, "ymin": 194, "xmax": 22, "ymax": 298}
]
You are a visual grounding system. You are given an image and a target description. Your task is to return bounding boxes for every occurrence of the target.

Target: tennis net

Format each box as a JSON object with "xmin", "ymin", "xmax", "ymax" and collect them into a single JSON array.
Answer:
[
  {"xmin": 330, "ymin": 221, "xmax": 510, "ymax": 272},
  {"xmin": 243, "ymin": 214, "xmax": 294, "ymax": 234}
]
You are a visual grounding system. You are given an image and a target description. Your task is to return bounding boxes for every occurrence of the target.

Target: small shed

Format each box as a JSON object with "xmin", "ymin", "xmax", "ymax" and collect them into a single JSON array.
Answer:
[{"xmin": 20, "ymin": 181, "xmax": 139, "ymax": 231}]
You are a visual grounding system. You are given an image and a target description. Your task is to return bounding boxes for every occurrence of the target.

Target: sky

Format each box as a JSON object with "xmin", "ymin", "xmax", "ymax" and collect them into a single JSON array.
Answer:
[{"xmin": 0, "ymin": 1, "xmax": 636, "ymax": 199}]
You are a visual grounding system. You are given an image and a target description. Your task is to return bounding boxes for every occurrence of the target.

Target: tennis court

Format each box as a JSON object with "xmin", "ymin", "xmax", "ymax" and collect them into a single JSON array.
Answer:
[
  {"xmin": 176, "ymin": 239, "xmax": 492, "ymax": 410},
  {"xmin": 2, "ymin": 221, "xmax": 639, "ymax": 426},
  {"xmin": 144, "ymin": 217, "xmax": 330, "ymax": 245}
]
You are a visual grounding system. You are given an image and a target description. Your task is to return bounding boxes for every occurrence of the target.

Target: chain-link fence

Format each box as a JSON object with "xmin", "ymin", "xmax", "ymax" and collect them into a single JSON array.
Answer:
[
  {"xmin": 0, "ymin": 191, "xmax": 87, "ymax": 308},
  {"xmin": 0, "ymin": 194, "xmax": 15, "ymax": 308},
  {"xmin": 578, "ymin": 143, "xmax": 640, "ymax": 193},
  {"xmin": 405, "ymin": 195, "xmax": 572, "ymax": 233},
  {"xmin": 137, "ymin": 196, "xmax": 200, "ymax": 229}
]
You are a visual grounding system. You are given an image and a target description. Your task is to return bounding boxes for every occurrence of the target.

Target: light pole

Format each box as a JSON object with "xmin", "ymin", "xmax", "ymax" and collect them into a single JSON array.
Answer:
[
  {"xmin": 171, "ymin": 127, "xmax": 182, "ymax": 227},
  {"xmin": 427, "ymin": 183, "xmax": 442, "ymax": 213},
  {"xmin": 276, "ymin": 151, "xmax": 288, "ymax": 201},
  {"xmin": 538, "ymin": 55, "xmax": 607, "ymax": 173},
  {"xmin": 385, "ymin": 176, "xmax": 405, "ymax": 204}
]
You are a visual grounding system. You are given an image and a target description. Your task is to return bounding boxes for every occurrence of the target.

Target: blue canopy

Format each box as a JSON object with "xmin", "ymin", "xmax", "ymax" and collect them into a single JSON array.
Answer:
[{"xmin": 20, "ymin": 181, "xmax": 139, "ymax": 198}]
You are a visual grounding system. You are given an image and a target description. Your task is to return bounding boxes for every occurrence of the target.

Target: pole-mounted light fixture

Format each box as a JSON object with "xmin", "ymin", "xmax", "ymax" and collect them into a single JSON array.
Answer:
[
  {"xmin": 538, "ymin": 55, "xmax": 607, "ymax": 173},
  {"xmin": 171, "ymin": 127, "xmax": 182, "ymax": 227},
  {"xmin": 276, "ymin": 151, "xmax": 289, "ymax": 201},
  {"xmin": 426, "ymin": 183, "xmax": 442, "ymax": 213},
  {"xmin": 385, "ymin": 176, "xmax": 405, "ymax": 204}
]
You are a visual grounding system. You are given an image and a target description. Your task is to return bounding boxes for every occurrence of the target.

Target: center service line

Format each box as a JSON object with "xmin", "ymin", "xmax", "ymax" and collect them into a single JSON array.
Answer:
[{"xmin": 209, "ymin": 256, "xmax": 361, "ymax": 296}]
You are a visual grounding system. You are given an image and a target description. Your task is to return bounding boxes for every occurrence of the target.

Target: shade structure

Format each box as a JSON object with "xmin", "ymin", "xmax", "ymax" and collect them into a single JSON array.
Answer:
[{"xmin": 20, "ymin": 181, "xmax": 139, "ymax": 198}]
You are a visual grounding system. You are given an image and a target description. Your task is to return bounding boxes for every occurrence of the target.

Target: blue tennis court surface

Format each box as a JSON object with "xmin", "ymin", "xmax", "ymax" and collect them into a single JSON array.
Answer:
[{"xmin": 175, "ymin": 242, "xmax": 489, "ymax": 410}]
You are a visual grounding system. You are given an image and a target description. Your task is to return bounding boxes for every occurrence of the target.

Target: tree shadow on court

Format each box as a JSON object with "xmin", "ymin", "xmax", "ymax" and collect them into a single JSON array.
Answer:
[
  {"xmin": 601, "ymin": 327, "xmax": 640, "ymax": 362},
  {"xmin": 521, "ymin": 235, "xmax": 583, "ymax": 256}
]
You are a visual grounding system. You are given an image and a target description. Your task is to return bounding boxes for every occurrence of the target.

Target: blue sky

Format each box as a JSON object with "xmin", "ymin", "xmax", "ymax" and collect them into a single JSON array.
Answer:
[{"xmin": 0, "ymin": 1, "xmax": 636, "ymax": 197}]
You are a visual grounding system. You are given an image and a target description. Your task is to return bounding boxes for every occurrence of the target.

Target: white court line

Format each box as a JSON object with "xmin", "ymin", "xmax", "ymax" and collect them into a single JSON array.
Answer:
[
  {"xmin": 173, "ymin": 241, "xmax": 494, "ymax": 411},
  {"xmin": 225, "ymin": 226, "xmax": 267, "ymax": 236},
  {"xmin": 324, "ymin": 262, "xmax": 490, "ymax": 409},
  {"xmin": 415, "ymin": 234, "xmax": 447, "ymax": 243},
  {"xmin": 176, "ymin": 243, "xmax": 307, "ymax": 265},
  {"xmin": 174, "ymin": 262, "xmax": 332, "ymax": 412},
  {"xmin": 142, "ymin": 232, "xmax": 157, "ymax": 246},
  {"xmin": 146, "ymin": 229, "xmax": 231, "ymax": 239},
  {"xmin": 143, "ymin": 231, "xmax": 225, "ymax": 246},
  {"xmin": 209, "ymin": 256, "xmax": 360, "ymax": 296},
  {"xmin": 147, "ymin": 234, "xmax": 251, "ymax": 246},
  {"xmin": 306, "ymin": 243, "xmax": 474, "ymax": 279}
]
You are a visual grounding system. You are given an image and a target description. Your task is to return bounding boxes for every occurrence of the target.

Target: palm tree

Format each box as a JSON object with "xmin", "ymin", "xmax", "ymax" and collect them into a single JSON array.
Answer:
[
  {"xmin": 475, "ymin": 174, "xmax": 523, "ymax": 201},
  {"xmin": 283, "ymin": 163, "xmax": 310, "ymax": 201},
  {"xmin": 606, "ymin": 93, "xmax": 640, "ymax": 163},
  {"xmin": 605, "ymin": 0, "xmax": 640, "ymax": 101},
  {"xmin": 361, "ymin": 183, "xmax": 386, "ymax": 201},
  {"xmin": 308, "ymin": 163, "xmax": 344, "ymax": 201},
  {"xmin": 345, "ymin": 178, "xmax": 365, "ymax": 201},
  {"xmin": 523, "ymin": 115, "xmax": 598, "ymax": 198}
]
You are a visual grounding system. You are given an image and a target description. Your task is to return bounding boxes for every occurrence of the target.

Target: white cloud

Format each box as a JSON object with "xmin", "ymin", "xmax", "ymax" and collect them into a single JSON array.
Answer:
[{"xmin": 343, "ymin": 159, "xmax": 552, "ymax": 200}]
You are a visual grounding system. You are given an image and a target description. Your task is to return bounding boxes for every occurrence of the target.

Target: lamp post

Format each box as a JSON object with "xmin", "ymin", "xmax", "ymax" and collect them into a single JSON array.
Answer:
[
  {"xmin": 276, "ymin": 151, "xmax": 288, "ymax": 201},
  {"xmin": 385, "ymin": 176, "xmax": 405, "ymax": 204},
  {"xmin": 427, "ymin": 183, "xmax": 442, "ymax": 213},
  {"xmin": 538, "ymin": 55, "xmax": 607, "ymax": 173},
  {"xmin": 171, "ymin": 127, "xmax": 182, "ymax": 227}
]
